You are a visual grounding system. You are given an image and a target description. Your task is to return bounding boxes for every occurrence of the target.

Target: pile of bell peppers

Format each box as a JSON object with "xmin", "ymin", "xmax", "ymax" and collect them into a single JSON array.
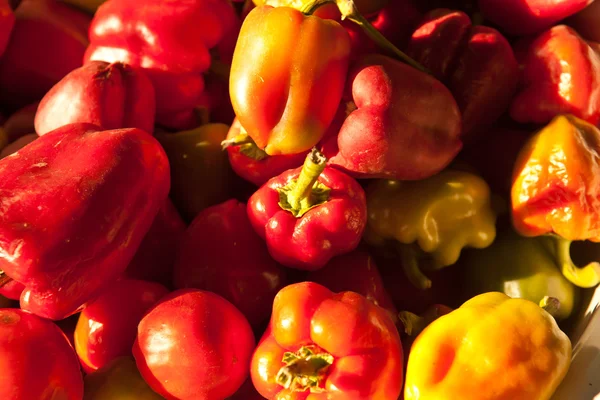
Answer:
[{"xmin": 1, "ymin": 0, "xmax": 600, "ymax": 399}]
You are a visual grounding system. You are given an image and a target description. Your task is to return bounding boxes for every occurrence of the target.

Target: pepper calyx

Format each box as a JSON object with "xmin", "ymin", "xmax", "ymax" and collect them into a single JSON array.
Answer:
[{"xmin": 276, "ymin": 345, "xmax": 334, "ymax": 392}]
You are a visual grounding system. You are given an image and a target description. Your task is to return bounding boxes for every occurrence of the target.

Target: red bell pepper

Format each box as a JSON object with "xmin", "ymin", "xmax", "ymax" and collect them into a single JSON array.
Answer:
[
  {"xmin": 0, "ymin": 134, "xmax": 37, "ymax": 159},
  {"xmin": 329, "ymin": 54, "xmax": 462, "ymax": 180},
  {"xmin": 0, "ymin": 308, "xmax": 83, "ymax": 399},
  {"xmin": 0, "ymin": 0, "xmax": 14, "ymax": 58},
  {"xmin": 510, "ymin": 25, "xmax": 600, "ymax": 126},
  {"xmin": 75, "ymin": 279, "xmax": 169, "ymax": 373},
  {"xmin": 35, "ymin": 61, "xmax": 155, "ymax": 136},
  {"xmin": 85, "ymin": 0, "xmax": 240, "ymax": 130},
  {"xmin": 307, "ymin": 249, "xmax": 398, "ymax": 324},
  {"xmin": 478, "ymin": 0, "xmax": 592, "ymax": 36},
  {"xmin": 0, "ymin": 280, "xmax": 24, "ymax": 300},
  {"xmin": 251, "ymin": 282, "xmax": 404, "ymax": 399},
  {"xmin": 0, "ymin": 0, "xmax": 90, "ymax": 111},
  {"xmin": 124, "ymin": 199, "xmax": 186, "ymax": 287},
  {"xmin": 407, "ymin": 8, "xmax": 519, "ymax": 137},
  {"xmin": 134, "ymin": 289, "xmax": 256, "ymax": 400},
  {"xmin": 173, "ymin": 199, "xmax": 287, "ymax": 329},
  {"xmin": 224, "ymin": 118, "xmax": 307, "ymax": 186},
  {"xmin": 0, "ymin": 123, "xmax": 170, "ymax": 320},
  {"xmin": 247, "ymin": 149, "xmax": 367, "ymax": 270}
]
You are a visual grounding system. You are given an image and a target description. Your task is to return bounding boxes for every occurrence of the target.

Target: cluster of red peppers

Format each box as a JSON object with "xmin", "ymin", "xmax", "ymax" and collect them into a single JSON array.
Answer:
[{"xmin": 0, "ymin": 0, "xmax": 600, "ymax": 399}]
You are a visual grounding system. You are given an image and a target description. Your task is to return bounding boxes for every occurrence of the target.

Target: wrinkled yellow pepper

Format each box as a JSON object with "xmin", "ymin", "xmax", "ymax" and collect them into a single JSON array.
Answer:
[{"xmin": 404, "ymin": 292, "xmax": 572, "ymax": 400}]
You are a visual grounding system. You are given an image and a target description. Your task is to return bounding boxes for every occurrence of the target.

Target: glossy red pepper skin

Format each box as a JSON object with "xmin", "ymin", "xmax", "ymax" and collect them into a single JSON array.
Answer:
[
  {"xmin": 248, "ymin": 165, "xmax": 367, "ymax": 270},
  {"xmin": 225, "ymin": 119, "xmax": 307, "ymax": 186},
  {"xmin": 510, "ymin": 25, "xmax": 600, "ymax": 126},
  {"xmin": 478, "ymin": 0, "xmax": 592, "ymax": 36},
  {"xmin": 0, "ymin": 123, "xmax": 170, "ymax": 320},
  {"xmin": 0, "ymin": 0, "xmax": 90, "ymax": 111},
  {"xmin": 124, "ymin": 199, "xmax": 186, "ymax": 287},
  {"xmin": 407, "ymin": 9, "xmax": 519, "ymax": 137},
  {"xmin": 35, "ymin": 61, "xmax": 155, "ymax": 136},
  {"xmin": 251, "ymin": 282, "xmax": 404, "ymax": 399},
  {"xmin": 330, "ymin": 54, "xmax": 462, "ymax": 180},
  {"xmin": 134, "ymin": 289, "xmax": 256, "ymax": 400},
  {"xmin": 307, "ymin": 249, "xmax": 398, "ymax": 324},
  {"xmin": 0, "ymin": 309, "xmax": 84, "ymax": 400},
  {"xmin": 174, "ymin": 199, "xmax": 287, "ymax": 329},
  {"xmin": 0, "ymin": 279, "xmax": 24, "ymax": 300},
  {"xmin": 75, "ymin": 279, "xmax": 169, "ymax": 373},
  {"xmin": 85, "ymin": 0, "xmax": 239, "ymax": 130}
]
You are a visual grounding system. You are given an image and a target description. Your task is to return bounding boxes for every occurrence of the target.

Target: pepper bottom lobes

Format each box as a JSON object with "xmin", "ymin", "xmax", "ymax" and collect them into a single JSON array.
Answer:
[{"xmin": 0, "ymin": 123, "xmax": 170, "ymax": 320}]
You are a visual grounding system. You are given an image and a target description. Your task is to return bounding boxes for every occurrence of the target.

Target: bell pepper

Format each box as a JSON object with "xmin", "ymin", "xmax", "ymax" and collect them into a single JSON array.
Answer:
[
  {"xmin": 510, "ymin": 25, "xmax": 600, "ymax": 126},
  {"xmin": 307, "ymin": 249, "xmax": 398, "ymax": 324},
  {"xmin": 3, "ymin": 102, "xmax": 37, "ymax": 143},
  {"xmin": 365, "ymin": 170, "xmax": 497, "ymax": 289},
  {"xmin": 247, "ymin": 148, "xmax": 367, "ymax": 270},
  {"xmin": 0, "ymin": 308, "xmax": 84, "ymax": 400},
  {"xmin": 35, "ymin": 61, "xmax": 155, "ymax": 136},
  {"xmin": 174, "ymin": 199, "xmax": 287, "ymax": 330},
  {"xmin": 406, "ymin": 9, "xmax": 519, "ymax": 137},
  {"xmin": 0, "ymin": 0, "xmax": 90, "ymax": 111},
  {"xmin": 568, "ymin": 0, "xmax": 600, "ymax": 43},
  {"xmin": 0, "ymin": 123, "xmax": 170, "ymax": 320},
  {"xmin": 85, "ymin": 0, "xmax": 240, "ymax": 130},
  {"xmin": 404, "ymin": 292, "xmax": 572, "ymax": 400},
  {"xmin": 511, "ymin": 114, "xmax": 600, "ymax": 288},
  {"xmin": 230, "ymin": 5, "xmax": 351, "ymax": 156},
  {"xmin": 0, "ymin": 0, "xmax": 14, "ymax": 59},
  {"xmin": 124, "ymin": 199, "xmax": 186, "ymax": 287},
  {"xmin": 0, "ymin": 279, "xmax": 24, "ymax": 300},
  {"xmin": 156, "ymin": 123, "xmax": 235, "ymax": 222},
  {"xmin": 224, "ymin": 118, "xmax": 307, "ymax": 186},
  {"xmin": 83, "ymin": 356, "xmax": 163, "ymax": 400},
  {"xmin": 478, "ymin": 0, "xmax": 592, "ymax": 36},
  {"xmin": 251, "ymin": 282, "xmax": 403, "ymax": 399},
  {"xmin": 329, "ymin": 54, "xmax": 462, "ymax": 180},
  {"xmin": 459, "ymin": 230, "xmax": 579, "ymax": 320},
  {"xmin": 399, "ymin": 304, "xmax": 453, "ymax": 339},
  {"xmin": 133, "ymin": 289, "xmax": 256, "ymax": 400},
  {"xmin": 252, "ymin": 0, "xmax": 389, "ymax": 16},
  {"xmin": 0, "ymin": 133, "xmax": 36, "ymax": 159},
  {"xmin": 75, "ymin": 279, "xmax": 169, "ymax": 373}
]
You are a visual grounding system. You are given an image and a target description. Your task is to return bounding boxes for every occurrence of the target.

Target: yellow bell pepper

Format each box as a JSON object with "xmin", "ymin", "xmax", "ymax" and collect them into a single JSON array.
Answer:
[
  {"xmin": 365, "ymin": 170, "xmax": 497, "ymax": 289},
  {"xmin": 404, "ymin": 292, "xmax": 572, "ymax": 400}
]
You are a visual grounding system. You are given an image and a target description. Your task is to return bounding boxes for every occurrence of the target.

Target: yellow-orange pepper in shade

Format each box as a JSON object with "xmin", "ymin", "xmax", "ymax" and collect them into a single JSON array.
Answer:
[
  {"xmin": 229, "ymin": 6, "xmax": 351, "ymax": 155},
  {"xmin": 511, "ymin": 114, "xmax": 600, "ymax": 288},
  {"xmin": 404, "ymin": 292, "xmax": 572, "ymax": 400}
]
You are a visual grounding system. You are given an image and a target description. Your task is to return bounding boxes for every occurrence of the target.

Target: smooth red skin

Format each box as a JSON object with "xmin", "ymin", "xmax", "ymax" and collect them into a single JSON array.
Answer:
[
  {"xmin": 248, "ymin": 167, "xmax": 367, "ymax": 270},
  {"xmin": 174, "ymin": 199, "xmax": 287, "ymax": 329},
  {"xmin": 0, "ymin": 280, "xmax": 24, "ymax": 300},
  {"xmin": 85, "ymin": 0, "xmax": 239, "ymax": 129},
  {"xmin": 408, "ymin": 9, "xmax": 519, "ymax": 137},
  {"xmin": 329, "ymin": 54, "xmax": 462, "ymax": 180},
  {"xmin": 568, "ymin": 1, "xmax": 600, "ymax": 42},
  {"xmin": 251, "ymin": 282, "xmax": 404, "ymax": 399},
  {"xmin": 75, "ymin": 279, "xmax": 169, "ymax": 373},
  {"xmin": 0, "ymin": 0, "xmax": 15, "ymax": 58},
  {"xmin": 124, "ymin": 199, "xmax": 186, "ymax": 287},
  {"xmin": 510, "ymin": 25, "xmax": 600, "ymax": 126},
  {"xmin": 0, "ymin": 133, "xmax": 37, "ymax": 159},
  {"xmin": 35, "ymin": 61, "xmax": 156, "ymax": 136},
  {"xmin": 478, "ymin": 0, "xmax": 592, "ymax": 36},
  {"xmin": 307, "ymin": 249, "xmax": 398, "ymax": 324},
  {"xmin": 0, "ymin": 309, "xmax": 83, "ymax": 400},
  {"xmin": 226, "ymin": 119, "xmax": 307, "ymax": 186},
  {"xmin": 0, "ymin": 0, "xmax": 90, "ymax": 111},
  {"xmin": 0, "ymin": 123, "xmax": 170, "ymax": 320},
  {"xmin": 3, "ymin": 103, "xmax": 37, "ymax": 143},
  {"xmin": 133, "ymin": 289, "xmax": 255, "ymax": 400}
]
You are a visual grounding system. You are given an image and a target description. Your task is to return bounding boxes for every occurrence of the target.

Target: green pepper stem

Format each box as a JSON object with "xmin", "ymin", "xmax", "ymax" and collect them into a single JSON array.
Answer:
[
  {"xmin": 549, "ymin": 236, "xmax": 600, "ymax": 288},
  {"xmin": 0, "ymin": 271, "xmax": 12, "ymax": 288},
  {"xmin": 288, "ymin": 149, "xmax": 327, "ymax": 210},
  {"xmin": 276, "ymin": 346, "xmax": 334, "ymax": 392},
  {"xmin": 300, "ymin": 0, "xmax": 428, "ymax": 74},
  {"xmin": 398, "ymin": 244, "xmax": 432, "ymax": 290},
  {"xmin": 221, "ymin": 133, "xmax": 257, "ymax": 149},
  {"xmin": 398, "ymin": 311, "xmax": 426, "ymax": 337},
  {"xmin": 539, "ymin": 296, "xmax": 561, "ymax": 318}
]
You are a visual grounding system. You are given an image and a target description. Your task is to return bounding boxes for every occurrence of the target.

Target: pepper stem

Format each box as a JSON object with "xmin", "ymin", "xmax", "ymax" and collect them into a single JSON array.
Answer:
[
  {"xmin": 539, "ymin": 296, "xmax": 561, "ymax": 318},
  {"xmin": 0, "ymin": 271, "xmax": 12, "ymax": 288},
  {"xmin": 300, "ymin": 0, "xmax": 428, "ymax": 74},
  {"xmin": 545, "ymin": 236, "xmax": 600, "ymax": 288},
  {"xmin": 396, "ymin": 244, "xmax": 432, "ymax": 290},
  {"xmin": 221, "ymin": 133, "xmax": 269, "ymax": 161},
  {"xmin": 398, "ymin": 311, "xmax": 426, "ymax": 337},
  {"xmin": 276, "ymin": 345, "xmax": 334, "ymax": 392}
]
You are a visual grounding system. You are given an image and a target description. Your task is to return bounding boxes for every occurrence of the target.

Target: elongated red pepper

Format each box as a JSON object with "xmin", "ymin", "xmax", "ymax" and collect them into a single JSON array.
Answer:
[
  {"xmin": 0, "ymin": 123, "xmax": 170, "ymax": 320},
  {"xmin": 35, "ymin": 61, "xmax": 155, "ymax": 136},
  {"xmin": 510, "ymin": 25, "xmax": 600, "ymax": 126},
  {"xmin": 248, "ymin": 149, "xmax": 367, "ymax": 270},
  {"xmin": 330, "ymin": 54, "xmax": 462, "ymax": 180},
  {"xmin": 85, "ymin": 0, "xmax": 240, "ymax": 130}
]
